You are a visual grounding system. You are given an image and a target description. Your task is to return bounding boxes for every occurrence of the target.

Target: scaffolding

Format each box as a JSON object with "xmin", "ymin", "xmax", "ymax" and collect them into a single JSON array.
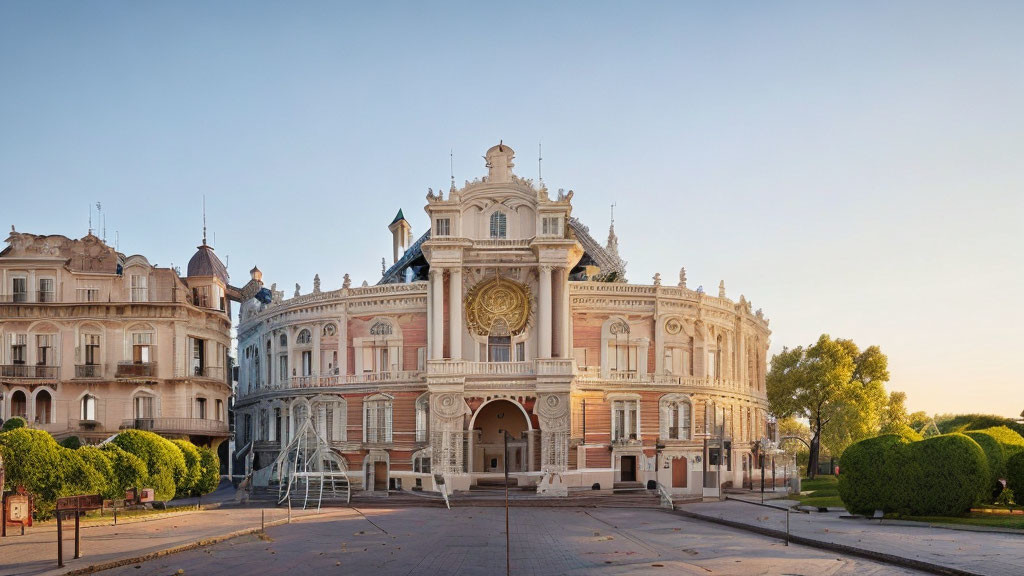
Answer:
[{"xmin": 251, "ymin": 416, "xmax": 351, "ymax": 510}]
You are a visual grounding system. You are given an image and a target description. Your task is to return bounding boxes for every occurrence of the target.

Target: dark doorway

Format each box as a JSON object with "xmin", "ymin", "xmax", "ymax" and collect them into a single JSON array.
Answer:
[
  {"xmin": 373, "ymin": 462, "xmax": 388, "ymax": 491},
  {"xmin": 621, "ymin": 455, "xmax": 637, "ymax": 482}
]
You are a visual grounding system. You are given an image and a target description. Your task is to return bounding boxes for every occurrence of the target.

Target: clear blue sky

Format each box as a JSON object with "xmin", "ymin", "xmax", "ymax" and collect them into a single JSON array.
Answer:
[{"xmin": 2, "ymin": 2, "xmax": 1021, "ymax": 417}]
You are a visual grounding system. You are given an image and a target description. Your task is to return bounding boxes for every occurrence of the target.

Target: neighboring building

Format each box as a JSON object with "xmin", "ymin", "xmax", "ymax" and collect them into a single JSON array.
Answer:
[
  {"xmin": 235, "ymin": 142, "xmax": 772, "ymax": 497},
  {"xmin": 0, "ymin": 229, "xmax": 235, "ymax": 448}
]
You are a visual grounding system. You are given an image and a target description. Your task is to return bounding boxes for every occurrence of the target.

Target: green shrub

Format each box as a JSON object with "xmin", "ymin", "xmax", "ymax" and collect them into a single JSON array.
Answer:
[
  {"xmin": 0, "ymin": 428, "xmax": 103, "ymax": 518},
  {"xmin": 194, "ymin": 446, "xmax": 221, "ymax": 496},
  {"xmin": 100, "ymin": 444, "xmax": 148, "ymax": 499},
  {"xmin": 2, "ymin": 416, "xmax": 27, "ymax": 432},
  {"xmin": 904, "ymin": 434, "xmax": 988, "ymax": 516},
  {"xmin": 59, "ymin": 436, "xmax": 82, "ymax": 449},
  {"xmin": 995, "ymin": 487, "xmax": 1016, "ymax": 506},
  {"xmin": 76, "ymin": 446, "xmax": 114, "ymax": 498},
  {"xmin": 974, "ymin": 426, "xmax": 1024, "ymax": 461},
  {"xmin": 838, "ymin": 434, "xmax": 908, "ymax": 514},
  {"xmin": 839, "ymin": 433, "xmax": 990, "ymax": 516},
  {"xmin": 964, "ymin": 431, "xmax": 1006, "ymax": 501},
  {"xmin": 111, "ymin": 430, "xmax": 186, "ymax": 501},
  {"xmin": 171, "ymin": 440, "xmax": 202, "ymax": 498},
  {"xmin": 1007, "ymin": 452, "xmax": 1024, "ymax": 497}
]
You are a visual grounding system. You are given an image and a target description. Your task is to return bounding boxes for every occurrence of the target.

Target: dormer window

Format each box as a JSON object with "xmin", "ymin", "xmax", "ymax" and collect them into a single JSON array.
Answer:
[
  {"xmin": 435, "ymin": 218, "xmax": 451, "ymax": 237},
  {"xmin": 131, "ymin": 274, "xmax": 148, "ymax": 302},
  {"xmin": 489, "ymin": 211, "xmax": 507, "ymax": 239}
]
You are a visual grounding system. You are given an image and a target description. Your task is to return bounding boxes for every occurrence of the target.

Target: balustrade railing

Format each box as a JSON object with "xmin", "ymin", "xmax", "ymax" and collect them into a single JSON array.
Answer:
[
  {"xmin": 75, "ymin": 364, "xmax": 104, "ymax": 379},
  {"xmin": 427, "ymin": 360, "xmax": 534, "ymax": 376},
  {"xmin": 1, "ymin": 364, "xmax": 58, "ymax": 378},
  {"xmin": 115, "ymin": 362, "xmax": 157, "ymax": 378},
  {"xmin": 120, "ymin": 417, "xmax": 229, "ymax": 435}
]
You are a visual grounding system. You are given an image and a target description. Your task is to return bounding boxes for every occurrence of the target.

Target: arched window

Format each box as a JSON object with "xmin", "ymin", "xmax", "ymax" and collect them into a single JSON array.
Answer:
[
  {"xmin": 364, "ymin": 394, "xmax": 393, "ymax": 443},
  {"xmin": 35, "ymin": 389, "xmax": 53, "ymax": 424},
  {"xmin": 489, "ymin": 211, "xmax": 507, "ymax": 239},
  {"xmin": 134, "ymin": 393, "xmax": 155, "ymax": 419},
  {"xmin": 312, "ymin": 396, "xmax": 346, "ymax": 443},
  {"xmin": 296, "ymin": 329, "xmax": 312, "ymax": 345},
  {"xmin": 660, "ymin": 394, "xmax": 692, "ymax": 440},
  {"xmin": 10, "ymin": 390, "xmax": 27, "ymax": 419},
  {"xmin": 415, "ymin": 394, "xmax": 430, "ymax": 443},
  {"xmin": 81, "ymin": 394, "xmax": 97, "ymax": 421}
]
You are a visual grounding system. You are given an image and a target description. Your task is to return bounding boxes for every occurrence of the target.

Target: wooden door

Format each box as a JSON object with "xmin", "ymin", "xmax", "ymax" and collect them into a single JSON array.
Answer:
[
  {"xmin": 621, "ymin": 456, "xmax": 636, "ymax": 482},
  {"xmin": 373, "ymin": 462, "xmax": 388, "ymax": 491},
  {"xmin": 672, "ymin": 458, "xmax": 687, "ymax": 488}
]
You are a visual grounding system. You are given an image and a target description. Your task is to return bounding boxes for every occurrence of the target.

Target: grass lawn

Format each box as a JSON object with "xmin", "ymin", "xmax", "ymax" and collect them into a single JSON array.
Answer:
[
  {"xmin": 899, "ymin": 513, "xmax": 1024, "ymax": 530},
  {"xmin": 792, "ymin": 476, "xmax": 844, "ymax": 508}
]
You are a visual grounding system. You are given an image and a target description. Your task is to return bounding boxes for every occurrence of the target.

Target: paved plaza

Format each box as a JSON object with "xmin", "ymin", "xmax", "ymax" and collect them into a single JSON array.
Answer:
[{"xmin": 93, "ymin": 507, "xmax": 920, "ymax": 576}]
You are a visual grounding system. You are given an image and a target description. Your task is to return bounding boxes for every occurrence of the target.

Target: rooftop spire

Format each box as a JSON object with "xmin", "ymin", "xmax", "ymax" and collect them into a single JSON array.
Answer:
[
  {"xmin": 606, "ymin": 202, "xmax": 620, "ymax": 259},
  {"xmin": 202, "ymin": 195, "xmax": 207, "ymax": 246}
]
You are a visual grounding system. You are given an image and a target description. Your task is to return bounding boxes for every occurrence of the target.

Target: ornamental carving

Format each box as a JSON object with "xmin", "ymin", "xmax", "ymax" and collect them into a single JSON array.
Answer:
[
  {"xmin": 609, "ymin": 319, "xmax": 630, "ymax": 335},
  {"xmin": 535, "ymin": 393, "xmax": 569, "ymax": 423},
  {"xmin": 431, "ymin": 393, "xmax": 469, "ymax": 419},
  {"xmin": 665, "ymin": 318, "xmax": 683, "ymax": 335},
  {"xmin": 465, "ymin": 276, "xmax": 531, "ymax": 336},
  {"xmin": 369, "ymin": 320, "xmax": 393, "ymax": 336}
]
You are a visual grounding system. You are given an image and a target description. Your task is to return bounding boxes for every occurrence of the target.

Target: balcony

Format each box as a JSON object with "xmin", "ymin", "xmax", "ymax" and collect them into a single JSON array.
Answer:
[
  {"xmin": 120, "ymin": 417, "xmax": 229, "ymax": 437},
  {"xmin": 37, "ymin": 290, "xmax": 56, "ymax": 303},
  {"xmin": 427, "ymin": 360, "xmax": 535, "ymax": 377},
  {"xmin": 363, "ymin": 427, "xmax": 393, "ymax": 445},
  {"xmin": 666, "ymin": 427, "xmax": 693, "ymax": 442},
  {"xmin": 1, "ymin": 364, "xmax": 58, "ymax": 379},
  {"xmin": 288, "ymin": 370, "xmax": 421, "ymax": 389},
  {"xmin": 75, "ymin": 364, "xmax": 104, "ymax": 379},
  {"xmin": 192, "ymin": 366, "xmax": 225, "ymax": 380},
  {"xmin": 115, "ymin": 362, "xmax": 157, "ymax": 379}
]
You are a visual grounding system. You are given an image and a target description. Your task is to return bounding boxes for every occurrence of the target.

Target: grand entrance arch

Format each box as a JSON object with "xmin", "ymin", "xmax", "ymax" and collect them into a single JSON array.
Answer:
[{"xmin": 467, "ymin": 399, "xmax": 532, "ymax": 474}]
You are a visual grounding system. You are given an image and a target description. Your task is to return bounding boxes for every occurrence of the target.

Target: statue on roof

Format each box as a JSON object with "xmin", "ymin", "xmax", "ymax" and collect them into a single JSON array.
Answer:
[
  {"xmin": 313, "ymin": 274, "xmax": 321, "ymax": 294},
  {"xmin": 294, "ymin": 283, "xmax": 301, "ymax": 298},
  {"xmin": 342, "ymin": 273, "xmax": 351, "ymax": 290},
  {"xmin": 652, "ymin": 273, "xmax": 661, "ymax": 286},
  {"xmin": 718, "ymin": 280, "xmax": 726, "ymax": 298},
  {"xmin": 678, "ymin": 267, "xmax": 687, "ymax": 288}
]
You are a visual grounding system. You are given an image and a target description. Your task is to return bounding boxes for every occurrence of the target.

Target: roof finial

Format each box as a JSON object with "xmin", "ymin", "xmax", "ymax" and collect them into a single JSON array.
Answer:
[{"xmin": 202, "ymin": 195, "xmax": 207, "ymax": 246}]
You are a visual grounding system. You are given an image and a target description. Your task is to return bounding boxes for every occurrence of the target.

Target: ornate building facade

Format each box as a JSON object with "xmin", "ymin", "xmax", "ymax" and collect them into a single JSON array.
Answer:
[
  {"xmin": 0, "ymin": 229, "xmax": 235, "ymax": 448},
  {"xmin": 235, "ymin": 143, "xmax": 772, "ymax": 497}
]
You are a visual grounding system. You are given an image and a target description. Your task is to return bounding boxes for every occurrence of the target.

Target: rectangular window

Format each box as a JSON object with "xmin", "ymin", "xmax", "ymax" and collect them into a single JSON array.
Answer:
[
  {"xmin": 36, "ymin": 335, "xmax": 53, "ymax": 366},
  {"xmin": 301, "ymin": 351, "xmax": 312, "ymax": 376},
  {"xmin": 196, "ymin": 397, "xmax": 207, "ymax": 419},
  {"xmin": 77, "ymin": 288, "xmax": 100, "ymax": 302},
  {"xmin": 83, "ymin": 334, "xmax": 100, "ymax": 365},
  {"xmin": 10, "ymin": 334, "xmax": 27, "ymax": 364},
  {"xmin": 130, "ymin": 274, "xmax": 148, "ymax": 302},
  {"xmin": 216, "ymin": 399, "xmax": 224, "ymax": 421},
  {"xmin": 612, "ymin": 400, "xmax": 638, "ymax": 441},
  {"xmin": 38, "ymin": 278, "xmax": 55, "ymax": 302},
  {"xmin": 488, "ymin": 336, "xmax": 511, "ymax": 362},
  {"xmin": 12, "ymin": 277, "xmax": 27, "ymax": 302},
  {"xmin": 191, "ymin": 337, "xmax": 206, "ymax": 375},
  {"xmin": 132, "ymin": 332, "xmax": 153, "ymax": 363},
  {"xmin": 135, "ymin": 396, "xmax": 154, "ymax": 419},
  {"xmin": 192, "ymin": 286, "xmax": 210, "ymax": 308},
  {"xmin": 279, "ymin": 355, "xmax": 288, "ymax": 381},
  {"xmin": 609, "ymin": 344, "xmax": 638, "ymax": 373},
  {"xmin": 435, "ymin": 218, "xmax": 451, "ymax": 237},
  {"xmin": 376, "ymin": 348, "xmax": 389, "ymax": 372},
  {"xmin": 515, "ymin": 341, "xmax": 525, "ymax": 362},
  {"xmin": 541, "ymin": 216, "xmax": 562, "ymax": 236}
]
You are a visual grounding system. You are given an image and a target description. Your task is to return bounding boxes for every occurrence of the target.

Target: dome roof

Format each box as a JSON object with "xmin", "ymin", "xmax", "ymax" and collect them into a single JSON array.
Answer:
[{"xmin": 187, "ymin": 242, "xmax": 228, "ymax": 283}]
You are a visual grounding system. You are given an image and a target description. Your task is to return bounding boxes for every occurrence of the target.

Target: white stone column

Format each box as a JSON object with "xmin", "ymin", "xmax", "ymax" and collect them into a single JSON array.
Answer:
[
  {"xmin": 338, "ymin": 312, "xmax": 348, "ymax": 378},
  {"xmin": 449, "ymin": 268, "xmax": 462, "ymax": 360},
  {"xmin": 559, "ymin": 267, "xmax": 571, "ymax": 358},
  {"xmin": 538, "ymin": 265, "xmax": 552, "ymax": 359},
  {"xmin": 312, "ymin": 324, "xmax": 322, "ymax": 377},
  {"xmin": 431, "ymin": 269, "xmax": 444, "ymax": 360}
]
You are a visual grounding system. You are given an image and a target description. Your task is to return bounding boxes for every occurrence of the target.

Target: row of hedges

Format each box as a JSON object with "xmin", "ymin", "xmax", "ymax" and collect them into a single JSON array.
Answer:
[
  {"xmin": 0, "ymin": 428, "xmax": 219, "ymax": 519},
  {"xmin": 839, "ymin": 427, "xmax": 1024, "ymax": 516}
]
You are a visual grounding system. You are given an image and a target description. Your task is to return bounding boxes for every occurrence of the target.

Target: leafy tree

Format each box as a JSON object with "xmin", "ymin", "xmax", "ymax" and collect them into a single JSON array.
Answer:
[
  {"xmin": 2, "ymin": 416, "xmax": 26, "ymax": 432},
  {"xmin": 171, "ymin": 440, "xmax": 202, "ymax": 498},
  {"xmin": 194, "ymin": 446, "xmax": 221, "ymax": 496},
  {"xmin": 767, "ymin": 334, "xmax": 889, "ymax": 478}
]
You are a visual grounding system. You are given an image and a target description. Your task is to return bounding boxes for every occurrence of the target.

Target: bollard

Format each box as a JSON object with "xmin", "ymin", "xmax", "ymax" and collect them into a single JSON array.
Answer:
[
  {"xmin": 786, "ymin": 506, "xmax": 790, "ymax": 546},
  {"xmin": 57, "ymin": 512, "xmax": 64, "ymax": 567},
  {"xmin": 74, "ymin": 506, "xmax": 81, "ymax": 559},
  {"xmin": 288, "ymin": 498, "xmax": 292, "ymax": 524},
  {"xmin": 261, "ymin": 509, "xmax": 265, "ymax": 531}
]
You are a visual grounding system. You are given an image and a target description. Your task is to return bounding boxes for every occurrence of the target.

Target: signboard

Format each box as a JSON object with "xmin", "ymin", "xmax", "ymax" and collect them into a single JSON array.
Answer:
[
  {"xmin": 56, "ymin": 494, "xmax": 103, "ymax": 512},
  {"xmin": 139, "ymin": 488, "xmax": 155, "ymax": 503},
  {"xmin": 3, "ymin": 486, "xmax": 34, "ymax": 536}
]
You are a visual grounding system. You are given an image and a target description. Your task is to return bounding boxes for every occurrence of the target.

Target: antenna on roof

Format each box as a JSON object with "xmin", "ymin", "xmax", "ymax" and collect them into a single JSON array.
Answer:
[
  {"xmin": 96, "ymin": 202, "xmax": 104, "ymax": 242},
  {"xmin": 611, "ymin": 202, "xmax": 616, "ymax": 227},
  {"xmin": 88, "ymin": 203, "xmax": 93, "ymax": 235},
  {"xmin": 202, "ymin": 195, "xmax": 207, "ymax": 246},
  {"xmin": 538, "ymin": 140, "xmax": 543, "ymax": 185},
  {"xmin": 450, "ymin": 148, "xmax": 455, "ymax": 187},
  {"xmin": 115, "ymin": 231, "xmax": 119, "ymax": 252}
]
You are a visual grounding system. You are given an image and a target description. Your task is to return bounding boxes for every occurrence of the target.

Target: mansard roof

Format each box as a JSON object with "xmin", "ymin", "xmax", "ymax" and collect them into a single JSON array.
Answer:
[{"xmin": 187, "ymin": 242, "xmax": 228, "ymax": 283}]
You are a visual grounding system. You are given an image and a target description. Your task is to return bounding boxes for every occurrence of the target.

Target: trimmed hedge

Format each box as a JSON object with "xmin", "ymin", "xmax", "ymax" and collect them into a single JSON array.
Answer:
[
  {"xmin": 974, "ymin": 426, "xmax": 1024, "ymax": 461},
  {"xmin": 99, "ymin": 444, "xmax": 148, "ymax": 500},
  {"xmin": 111, "ymin": 430, "xmax": 186, "ymax": 501},
  {"xmin": 195, "ymin": 446, "xmax": 221, "ymax": 496},
  {"xmin": 0, "ymin": 428, "xmax": 104, "ymax": 518},
  {"xmin": 2, "ymin": 416, "xmax": 27, "ymax": 432},
  {"xmin": 838, "ymin": 433, "xmax": 989, "ymax": 516},
  {"xmin": 837, "ymin": 434, "xmax": 908, "ymax": 514},
  {"xmin": 59, "ymin": 436, "xmax": 83, "ymax": 450},
  {"xmin": 964, "ymin": 431, "xmax": 1006, "ymax": 500},
  {"xmin": 171, "ymin": 440, "xmax": 202, "ymax": 498},
  {"xmin": 1007, "ymin": 452, "xmax": 1024, "ymax": 497}
]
